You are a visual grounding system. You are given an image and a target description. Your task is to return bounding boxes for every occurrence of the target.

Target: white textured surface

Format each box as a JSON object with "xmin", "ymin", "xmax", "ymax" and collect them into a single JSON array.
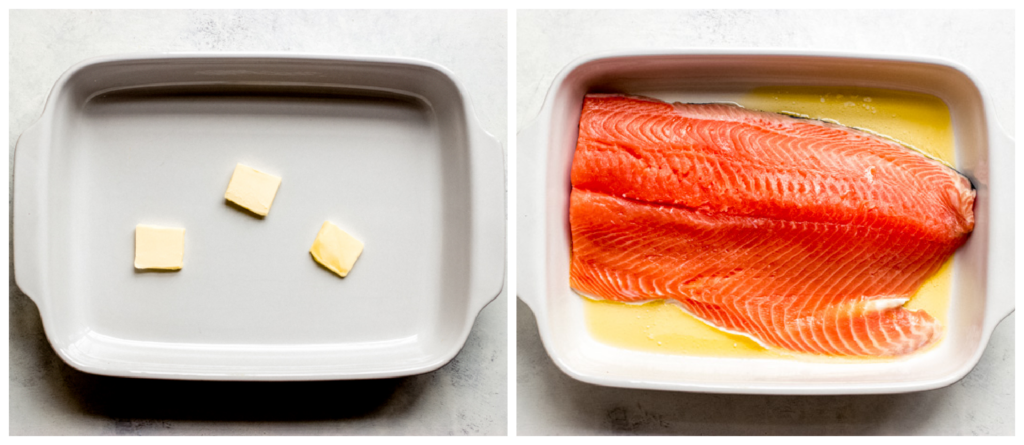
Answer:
[
  {"xmin": 10, "ymin": 10, "xmax": 507, "ymax": 436},
  {"xmin": 517, "ymin": 10, "xmax": 1013, "ymax": 435},
  {"xmin": 517, "ymin": 10, "xmax": 1014, "ymax": 137}
]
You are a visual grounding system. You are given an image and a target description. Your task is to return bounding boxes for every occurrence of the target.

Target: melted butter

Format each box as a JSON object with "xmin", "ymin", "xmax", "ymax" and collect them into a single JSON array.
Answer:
[
  {"xmin": 584, "ymin": 299, "xmax": 787, "ymax": 358},
  {"xmin": 583, "ymin": 86, "xmax": 956, "ymax": 359},
  {"xmin": 740, "ymin": 86, "xmax": 956, "ymax": 167},
  {"xmin": 904, "ymin": 256, "xmax": 953, "ymax": 328}
]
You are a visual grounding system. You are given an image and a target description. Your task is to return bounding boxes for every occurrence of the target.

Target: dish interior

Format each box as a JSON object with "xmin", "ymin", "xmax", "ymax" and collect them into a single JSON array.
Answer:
[{"xmin": 38, "ymin": 59, "xmax": 475, "ymax": 376}]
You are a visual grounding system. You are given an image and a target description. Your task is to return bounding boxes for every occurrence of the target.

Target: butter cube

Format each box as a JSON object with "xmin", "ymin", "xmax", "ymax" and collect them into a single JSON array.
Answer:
[
  {"xmin": 224, "ymin": 163, "xmax": 282, "ymax": 217},
  {"xmin": 135, "ymin": 225, "xmax": 185, "ymax": 270},
  {"xmin": 310, "ymin": 221, "xmax": 364, "ymax": 278}
]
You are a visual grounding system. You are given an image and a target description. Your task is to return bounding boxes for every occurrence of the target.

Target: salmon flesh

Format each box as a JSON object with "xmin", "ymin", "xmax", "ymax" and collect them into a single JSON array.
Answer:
[{"xmin": 569, "ymin": 94, "xmax": 975, "ymax": 357}]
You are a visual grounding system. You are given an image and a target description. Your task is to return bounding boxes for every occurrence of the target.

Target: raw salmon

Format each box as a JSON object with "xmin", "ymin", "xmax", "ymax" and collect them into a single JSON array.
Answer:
[{"xmin": 569, "ymin": 94, "xmax": 975, "ymax": 357}]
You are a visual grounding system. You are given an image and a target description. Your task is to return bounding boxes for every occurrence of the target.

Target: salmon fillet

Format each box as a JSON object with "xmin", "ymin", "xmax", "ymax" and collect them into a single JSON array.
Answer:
[{"xmin": 569, "ymin": 94, "xmax": 975, "ymax": 357}]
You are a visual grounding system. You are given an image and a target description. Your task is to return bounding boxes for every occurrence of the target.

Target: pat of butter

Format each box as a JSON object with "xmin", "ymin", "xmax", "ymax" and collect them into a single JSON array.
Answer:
[
  {"xmin": 310, "ymin": 221, "xmax": 364, "ymax": 278},
  {"xmin": 224, "ymin": 163, "xmax": 282, "ymax": 217},
  {"xmin": 135, "ymin": 225, "xmax": 185, "ymax": 270}
]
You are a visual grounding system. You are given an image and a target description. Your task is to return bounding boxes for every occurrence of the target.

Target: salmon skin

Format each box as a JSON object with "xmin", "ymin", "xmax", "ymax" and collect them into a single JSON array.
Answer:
[{"xmin": 569, "ymin": 94, "xmax": 975, "ymax": 357}]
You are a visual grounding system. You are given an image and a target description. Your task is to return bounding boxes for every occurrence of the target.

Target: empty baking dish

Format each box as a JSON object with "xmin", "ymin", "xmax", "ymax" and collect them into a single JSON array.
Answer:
[{"xmin": 14, "ymin": 54, "xmax": 506, "ymax": 380}]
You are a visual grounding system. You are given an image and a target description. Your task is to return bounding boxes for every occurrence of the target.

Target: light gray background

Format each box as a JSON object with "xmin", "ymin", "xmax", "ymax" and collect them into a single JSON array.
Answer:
[
  {"xmin": 9, "ymin": 10, "xmax": 507, "ymax": 436},
  {"xmin": 517, "ymin": 9, "xmax": 1014, "ymax": 435}
]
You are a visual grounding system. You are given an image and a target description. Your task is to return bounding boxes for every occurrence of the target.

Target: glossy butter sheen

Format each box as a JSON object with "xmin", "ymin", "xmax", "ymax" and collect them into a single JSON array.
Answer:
[{"xmin": 740, "ymin": 86, "xmax": 956, "ymax": 168}]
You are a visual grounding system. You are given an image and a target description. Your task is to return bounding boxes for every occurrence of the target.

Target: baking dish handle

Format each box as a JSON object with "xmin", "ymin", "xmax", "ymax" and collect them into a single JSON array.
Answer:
[
  {"xmin": 983, "ymin": 128, "xmax": 1015, "ymax": 332},
  {"xmin": 468, "ymin": 128, "xmax": 507, "ymax": 315},
  {"xmin": 516, "ymin": 118, "xmax": 545, "ymax": 313},
  {"xmin": 13, "ymin": 122, "xmax": 49, "ymax": 312}
]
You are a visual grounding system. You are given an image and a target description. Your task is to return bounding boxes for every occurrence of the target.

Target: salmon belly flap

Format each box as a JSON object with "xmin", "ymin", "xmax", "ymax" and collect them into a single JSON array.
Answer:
[{"xmin": 568, "ymin": 94, "xmax": 976, "ymax": 357}]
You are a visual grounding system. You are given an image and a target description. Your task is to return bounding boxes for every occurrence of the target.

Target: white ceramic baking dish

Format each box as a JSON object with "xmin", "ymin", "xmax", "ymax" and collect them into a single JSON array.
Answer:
[
  {"xmin": 517, "ymin": 50, "xmax": 1014, "ymax": 395},
  {"xmin": 14, "ymin": 53, "xmax": 505, "ymax": 380}
]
